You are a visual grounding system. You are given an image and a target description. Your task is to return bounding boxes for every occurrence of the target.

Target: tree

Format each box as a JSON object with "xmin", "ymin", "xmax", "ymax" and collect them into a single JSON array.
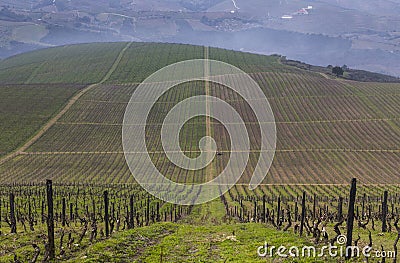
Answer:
[{"xmin": 332, "ymin": 66, "xmax": 344, "ymax": 77}]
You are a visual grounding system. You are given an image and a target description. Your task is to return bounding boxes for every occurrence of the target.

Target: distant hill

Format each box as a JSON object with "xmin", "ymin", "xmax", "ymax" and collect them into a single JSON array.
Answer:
[
  {"xmin": 281, "ymin": 57, "xmax": 400, "ymax": 83},
  {"xmin": 1, "ymin": 0, "xmax": 400, "ymax": 76}
]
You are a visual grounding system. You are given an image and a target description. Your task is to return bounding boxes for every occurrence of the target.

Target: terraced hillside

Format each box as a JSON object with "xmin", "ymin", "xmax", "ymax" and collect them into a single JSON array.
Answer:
[{"xmin": 0, "ymin": 42, "xmax": 399, "ymax": 187}]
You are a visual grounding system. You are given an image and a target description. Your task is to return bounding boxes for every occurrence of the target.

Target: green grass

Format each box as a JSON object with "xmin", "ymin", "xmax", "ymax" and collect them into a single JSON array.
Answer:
[
  {"xmin": 61, "ymin": 222, "xmax": 320, "ymax": 263},
  {"xmin": 4, "ymin": 221, "xmax": 318, "ymax": 262},
  {"xmin": 3, "ymin": 211, "xmax": 397, "ymax": 262},
  {"xmin": 66, "ymin": 221, "xmax": 395, "ymax": 263},
  {"xmin": 139, "ymin": 223, "xmax": 314, "ymax": 263}
]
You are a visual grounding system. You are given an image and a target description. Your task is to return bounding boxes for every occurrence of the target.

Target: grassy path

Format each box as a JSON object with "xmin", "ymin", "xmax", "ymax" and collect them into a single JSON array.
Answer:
[
  {"xmin": 204, "ymin": 46, "xmax": 213, "ymax": 183},
  {"xmin": 197, "ymin": 46, "xmax": 229, "ymax": 223},
  {"xmin": 0, "ymin": 42, "xmax": 132, "ymax": 165}
]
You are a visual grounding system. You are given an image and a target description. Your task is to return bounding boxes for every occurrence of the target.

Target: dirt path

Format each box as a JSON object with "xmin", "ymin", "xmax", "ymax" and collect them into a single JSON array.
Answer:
[
  {"xmin": 204, "ymin": 46, "xmax": 215, "ymax": 183},
  {"xmin": 20, "ymin": 148, "xmax": 400, "ymax": 156},
  {"xmin": 319, "ymin": 72, "xmax": 332, "ymax": 79},
  {"xmin": 201, "ymin": 46, "xmax": 227, "ymax": 222},
  {"xmin": 0, "ymin": 42, "xmax": 132, "ymax": 165}
]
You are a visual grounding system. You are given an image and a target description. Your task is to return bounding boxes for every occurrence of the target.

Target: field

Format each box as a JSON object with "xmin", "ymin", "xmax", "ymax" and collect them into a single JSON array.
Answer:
[
  {"xmin": 12, "ymin": 24, "xmax": 48, "ymax": 44},
  {"xmin": 1, "ymin": 183, "xmax": 400, "ymax": 262},
  {"xmin": 0, "ymin": 84, "xmax": 84, "ymax": 156},
  {"xmin": 0, "ymin": 42, "xmax": 399, "ymax": 262}
]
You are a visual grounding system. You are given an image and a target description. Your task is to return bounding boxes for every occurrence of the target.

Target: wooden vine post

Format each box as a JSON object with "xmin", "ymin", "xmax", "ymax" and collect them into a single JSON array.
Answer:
[
  {"xmin": 254, "ymin": 201, "xmax": 257, "ymax": 222},
  {"xmin": 262, "ymin": 195, "xmax": 266, "ymax": 223},
  {"xmin": 313, "ymin": 193, "xmax": 317, "ymax": 220},
  {"xmin": 46, "ymin": 179, "xmax": 55, "ymax": 259},
  {"xmin": 146, "ymin": 196, "xmax": 150, "ymax": 226},
  {"xmin": 361, "ymin": 193, "xmax": 366, "ymax": 220},
  {"xmin": 9, "ymin": 193, "xmax": 17, "ymax": 234},
  {"xmin": 104, "ymin": 190, "xmax": 109, "ymax": 237},
  {"xmin": 62, "ymin": 197, "xmax": 66, "ymax": 227},
  {"xmin": 382, "ymin": 190, "xmax": 388, "ymax": 232},
  {"xmin": 92, "ymin": 198, "xmax": 96, "ymax": 222},
  {"xmin": 276, "ymin": 196, "xmax": 281, "ymax": 227},
  {"xmin": 129, "ymin": 195, "xmax": 134, "ymax": 229},
  {"xmin": 345, "ymin": 178, "xmax": 357, "ymax": 260},
  {"xmin": 337, "ymin": 196, "xmax": 343, "ymax": 221},
  {"xmin": 299, "ymin": 191, "xmax": 306, "ymax": 237}
]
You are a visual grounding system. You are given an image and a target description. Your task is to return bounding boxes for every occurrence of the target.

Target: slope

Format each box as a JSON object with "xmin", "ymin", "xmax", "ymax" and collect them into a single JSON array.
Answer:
[{"xmin": 0, "ymin": 42, "xmax": 398, "ymax": 186}]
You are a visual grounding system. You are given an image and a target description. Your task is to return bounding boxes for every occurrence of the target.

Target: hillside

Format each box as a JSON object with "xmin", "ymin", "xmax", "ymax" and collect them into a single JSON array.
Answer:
[
  {"xmin": 1, "ymin": 0, "xmax": 400, "ymax": 77},
  {"xmin": 0, "ymin": 42, "xmax": 399, "ymax": 262},
  {"xmin": 0, "ymin": 42, "xmax": 399, "ymax": 185}
]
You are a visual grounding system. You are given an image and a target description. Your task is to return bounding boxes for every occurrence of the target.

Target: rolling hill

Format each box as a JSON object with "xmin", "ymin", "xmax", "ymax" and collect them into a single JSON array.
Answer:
[
  {"xmin": 1, "ymin": 0, "xmax": 400, "ymax": 76},
  {"xmin": 0, "ymin": 42, "xmax": 400, "ymax": 262},
  {"xmin": 0, "ymin": 42, "xmax": 399, "ymax": 186}
]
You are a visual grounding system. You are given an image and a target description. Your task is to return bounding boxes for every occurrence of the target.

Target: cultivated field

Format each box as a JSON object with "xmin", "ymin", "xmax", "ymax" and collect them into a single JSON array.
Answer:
[{"xmin": 0, "ymin": 42, "xmax": 399, "ymax": 262}]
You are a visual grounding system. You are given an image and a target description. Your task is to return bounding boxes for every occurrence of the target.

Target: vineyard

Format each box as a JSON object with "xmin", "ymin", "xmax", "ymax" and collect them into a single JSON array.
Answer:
[
  {"xmin": 1, "ymin": 182, "xmax": 400, "ymax": 262},
  {"xmin": 0, "ymin": 42, "xmax": 399, "ymax": 262},
  {"xmin": 0, "ymin": 84, "xmax": 84, "ymax": 157},
  {"xmin": 1, "ymin": 72, "xmax": 398, "ymax": 185}
]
